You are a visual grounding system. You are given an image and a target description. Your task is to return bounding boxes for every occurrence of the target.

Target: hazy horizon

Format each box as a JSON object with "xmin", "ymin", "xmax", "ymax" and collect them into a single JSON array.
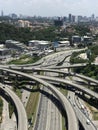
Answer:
[{"xmin": 0, "ymin": 0, "xmax": 98, "ymax": 17}]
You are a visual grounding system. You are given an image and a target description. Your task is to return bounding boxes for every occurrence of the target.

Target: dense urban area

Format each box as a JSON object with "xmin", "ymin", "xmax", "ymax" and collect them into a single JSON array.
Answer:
[{"xmin": 0, "ymin": 12, "xmax": 98, "ymax": 130}]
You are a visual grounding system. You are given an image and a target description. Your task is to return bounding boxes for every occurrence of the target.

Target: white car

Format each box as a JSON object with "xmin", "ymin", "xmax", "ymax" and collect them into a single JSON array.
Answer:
[{"xmin": 86, "ymin": 119, "xmax": 90, "ymax": 125}]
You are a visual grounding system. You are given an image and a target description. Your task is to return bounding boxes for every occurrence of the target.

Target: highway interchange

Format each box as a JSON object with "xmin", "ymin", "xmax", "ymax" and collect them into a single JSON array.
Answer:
[
  {"xmin": 0, "ymin": 67, "xmax": 79, "ymax": 130},
  {"xmin": 0, "ymin": 48, "xmax": 98, "ymax": 130}
]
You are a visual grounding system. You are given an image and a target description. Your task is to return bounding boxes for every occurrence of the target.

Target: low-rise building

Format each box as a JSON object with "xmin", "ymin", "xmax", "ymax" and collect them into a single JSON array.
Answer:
[
  {"xmin": 71, "ymin": 35, "xmax": 93, "ymax": 46},
  {"xmin": 5, "ymin": 40, "xmax": 26, "ymax": 52},
  {"xmin": 28, "ymin": 40, "xmax": 52, "ymax": 50},
  {"xmin": 0, "ymin": 48, "xmax": 11, "ymax": 60},
  {"xmin": 82, "ymin": 36, "xmax": 92, "ymax": 45},
  {"xmin": 18, "ymin": 20, "xmax": 32, "ymax": 28},
  {"xmin": 72, "ymin": 35, "xmax": 81, "ymax": 43}
]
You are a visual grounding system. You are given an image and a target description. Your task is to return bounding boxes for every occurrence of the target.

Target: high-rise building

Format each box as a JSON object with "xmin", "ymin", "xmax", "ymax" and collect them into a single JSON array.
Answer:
[
  {"xmin": 1, "ymin": 10, "xmax": 4, "ymax": 17},
  {"xmin": 77, "ymin": 15, "xmax": 83, "ymax": 22},
  {"xmin": 63, "ymin": 16, "xmax": 67, "ymax": 22},
  {"xmin": 54, "ymin": 17, "xmax": 63, "ymax": 26},
  {"xmin": 91, "ymin": 14, "xmax": 95, "ymax": 19},
  {"xmin": 71, "ymin": 15, "xmax": 75, "ymax": 23},
  {"xmin": 72, "ymin": 35, "xmax": 81, "ymax": 43},
  {"xmin": 69, "ymin": 13, "xmax": 72, "ymax": 23},
  {"xmin": 91, "ymin": 14, "xmax": 95, "ymax": 21},
  {"xmin": 10, "ymin": 13, "xmax": 18, "ymax": 19}
]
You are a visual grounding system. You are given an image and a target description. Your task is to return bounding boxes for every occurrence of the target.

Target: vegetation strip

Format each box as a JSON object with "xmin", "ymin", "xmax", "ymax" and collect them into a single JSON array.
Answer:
[{"xmin": 26, "ymin": 87, "xmax": 40, "ymax": 127}]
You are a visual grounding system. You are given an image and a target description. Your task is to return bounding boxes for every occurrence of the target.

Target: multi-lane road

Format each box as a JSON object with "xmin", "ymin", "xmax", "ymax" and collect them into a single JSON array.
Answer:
[
  {"xmin": 35, "ymin": 87, "xmax": 62, "ymax": 130},
  {"xmin": 0, "ymin": 47, "xmax": 98, "ymax": 130},
  {"xmin": 68, "ymin": 91, "xmax": 97, "ymax": 130},
  {"xmin": 34, "ymin": 74, "xmax": 98, "ymax": 99},
  {"xmin": 0, "ymin": 67, "xmax": 79, "ymax": 130}
]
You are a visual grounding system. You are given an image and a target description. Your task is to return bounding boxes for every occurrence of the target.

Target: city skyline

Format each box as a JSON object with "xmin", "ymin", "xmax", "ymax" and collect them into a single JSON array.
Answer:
[{"xmin": 0, "ymin": 0, "xmax": 98, "ymax": 17}]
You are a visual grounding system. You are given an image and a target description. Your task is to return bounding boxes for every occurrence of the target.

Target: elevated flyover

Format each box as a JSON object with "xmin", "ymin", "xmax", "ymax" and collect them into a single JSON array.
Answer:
[
  {"xmin": 0, "ymin": 83, "xmax": 28, "ymax": 130},
  {"xmin": 7, "ymin": 67, "xmax": 98, "ymax": 85},
  {"xmin": 34, "ymin": 74, "xmax": 98, "ymax": 100},
  {"xmin": 2, "ymin": 66, "xmax": 98, "ymax": 97},
  {"xmin": 0, "ymin": 67, "xmax": 79, "ymax": 130}
]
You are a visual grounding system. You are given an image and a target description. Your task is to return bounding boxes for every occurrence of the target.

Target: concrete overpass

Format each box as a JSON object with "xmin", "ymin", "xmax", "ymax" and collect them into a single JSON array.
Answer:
[
  {"xmin": 0, "ymin": 67, "xmax": 79, "ymax": 130},
  {"xmin": 48, "ymin": 63, "xmax": 98, "ymax": 69},
  {"xmin": 7, "ymin": 67, "xmax": 98, "ymax": 85},
  {"xmin": 34, "ymin": 74, "xmax": 98, "ymax": 100},
  {"xmin": 1, "ymin": 67, "xmax": 98, "ymax": 128},
  {"xmin": 1, "ymin": 66, "xmax": 98, "ymax": 97},
  {"xmin": 68, "ymin": 91, "xmax": 97, "ymax": 130},
  {"xmin": 0, "ymin": 83, "xmax": 28, "ymax": 130}
]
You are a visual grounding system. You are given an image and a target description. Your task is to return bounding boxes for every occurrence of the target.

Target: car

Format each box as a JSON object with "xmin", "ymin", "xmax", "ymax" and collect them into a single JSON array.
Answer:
[
  {"xmin": 81, "ymin": 105, "xmax": 85, "ymax": 109},
  {"xmin": 73, "ymin": 103, "xmax": 75, "ymax": 107},
  {"xmin": 86, "ymin": 119, "xmax": 90, "ymax": 125}
]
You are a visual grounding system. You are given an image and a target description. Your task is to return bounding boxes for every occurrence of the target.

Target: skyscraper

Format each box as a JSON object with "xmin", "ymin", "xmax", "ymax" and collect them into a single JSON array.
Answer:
[
  {"xmin": 69, "ymin": 13, "xmax": 72, "ymax": 23},
  {"xmin": 91, "ymin": 14, "xmax": 95, "ymax": 21},
  {"xmin": 77, "ymin": 15, "xmax": 83, "ymax": 22},
  {"xmin": 1, "ymin": 10, "xmax": 4, "ymax": 17},
  {"xmin": 71, "ymin": 15, "xmax": 75, "ymax": 23}
]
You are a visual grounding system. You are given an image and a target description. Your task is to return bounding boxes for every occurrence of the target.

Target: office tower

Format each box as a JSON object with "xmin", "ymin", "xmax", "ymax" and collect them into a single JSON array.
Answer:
[
  {"xmin": 1, "ymin": 10, "xmax": 4, "ymax": 17},
  {"xmin": 69, "ymin": 13, "xmax": 72, "ymax": 23},
  {"xmin": 71, "ymin": 15, "xmax": 75, "ymax": 23}
]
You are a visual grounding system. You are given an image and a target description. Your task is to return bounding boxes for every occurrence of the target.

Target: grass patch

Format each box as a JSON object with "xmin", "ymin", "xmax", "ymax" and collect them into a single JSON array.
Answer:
[
  {"xmin": 60, "ymin": 88, "xmax": 68, "ymax": 96},
  {"xmin": 93, "ymin": 112, "xmax": 98, "ymax": 120},
  {"xmin": 60, "ymin": 87, "xmax": 68, "ymax": 130},
  {"xmin": 62, "ymin": 116, "xmax": 67, "ymax": 130},
  {"xmin": 26, "ymin": 88, "xmax": 40, "ymax": 126},
  {"xmin": 60, "ymin": 86, "xmax": 68, "ymax": 130},
  {"xmin": 9, "ymin": 102, "xmax": 14, "ymax": 118},
  {"xmin": 12, "ymin": 87, "xmax": 22, "ymax": 99},
  {"xmin": 85, "ymin": 102, "xmax": 98, "ymax": 120},
  {"xmin": 69, "ymin": 76, "xmax": 73, "ymax": 80},
  {"xmin": 8, "ymin": 54, "xmax": 40, "ymax": 65}
]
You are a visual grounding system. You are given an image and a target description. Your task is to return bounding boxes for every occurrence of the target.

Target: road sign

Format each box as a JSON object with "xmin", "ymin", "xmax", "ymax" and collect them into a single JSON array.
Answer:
[{"xmin": 53, "ymin": 41, "xmax": 58, "ymax": 48}]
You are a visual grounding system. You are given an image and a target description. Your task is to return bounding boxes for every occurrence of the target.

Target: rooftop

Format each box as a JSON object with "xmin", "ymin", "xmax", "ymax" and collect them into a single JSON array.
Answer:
[
  {"xmin": 59, "ymin": 41, "xmax": 70, "ymax": 44},
  {"xmin": 29, "ymin": 40, "xmax": 51, "ymax": 45}
]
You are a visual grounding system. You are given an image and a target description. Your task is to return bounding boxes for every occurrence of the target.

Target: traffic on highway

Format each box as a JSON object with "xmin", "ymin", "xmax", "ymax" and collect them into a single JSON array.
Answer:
[{"xmin": 0, "ymin": 48, "xmax": 98, "ymax": 130}]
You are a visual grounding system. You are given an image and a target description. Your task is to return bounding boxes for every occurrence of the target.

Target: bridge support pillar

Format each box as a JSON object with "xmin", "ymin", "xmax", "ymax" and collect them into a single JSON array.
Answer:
[
  {"xmin": 93, "ymin": 85, "xmax": 98, "ymax": 91},
  {"xmin": 37, "ymin": 71, "xmax": 40, "ymax": 75},
  {"xmin": 63, "ymin": 73, "xmax": 67, "ymax": 79},
  {"xmin": 21, "ymin": 67, "xmax": 24, "ymax": 72},
  {"xmin": 88, "ymin": 81, "xmax": 91, "ymax": 88},
  {"xmin": 13, "ymin": 74, "xmax": 19, "ymax": 88},
  {"xmin": 59, "ymin": 73, "xmax": 63, "ymax": 78},
  {"xmin": 1, "ymin": 71, "xmax": 4, "ymax": 84},
  {"xmin": 68, "ymin": 68, "xmax": 70, "ymax": 73},
  {"xmin": 36, "ymin": 82, "xmax": 40, "ymax": 89},
  {"xmin": 81, "ymin": 92, "xmax": 85, "ymax": 97}
]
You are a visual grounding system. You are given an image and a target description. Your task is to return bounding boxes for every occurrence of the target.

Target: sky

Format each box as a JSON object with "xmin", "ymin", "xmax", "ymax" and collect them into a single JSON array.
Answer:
[{"xmin": 0, "ymin": 0, "xmax": 98, "ymax": 17}]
